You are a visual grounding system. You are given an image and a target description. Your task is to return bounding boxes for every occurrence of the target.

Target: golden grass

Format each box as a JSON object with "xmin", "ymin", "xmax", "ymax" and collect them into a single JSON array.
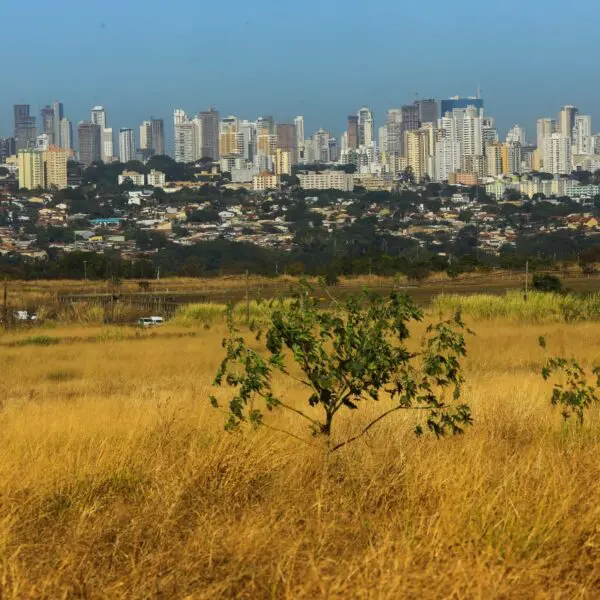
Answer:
[{"xmin": 1, "ymin": 318, "xmax": 600, "ymax": 598}]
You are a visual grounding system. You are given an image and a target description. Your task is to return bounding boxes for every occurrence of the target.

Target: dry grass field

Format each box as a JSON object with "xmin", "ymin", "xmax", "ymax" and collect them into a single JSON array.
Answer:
[{"xmin": 1, "ymin": 315, "xmax": 600, "ymax": 598}]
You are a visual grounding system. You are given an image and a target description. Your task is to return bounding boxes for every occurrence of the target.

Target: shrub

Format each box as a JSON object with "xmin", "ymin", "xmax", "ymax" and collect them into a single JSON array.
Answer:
[
  {"xmin": 532, "ymin": 274, "xmax": 562, "ymax": 293},
  {"xmin": 212, "ymin": 282, "xmax": 473, "ymax": 456}
]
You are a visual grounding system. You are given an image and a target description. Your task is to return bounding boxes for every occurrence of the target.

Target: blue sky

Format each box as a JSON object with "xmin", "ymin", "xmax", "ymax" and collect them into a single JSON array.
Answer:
[{"xmin": 2, "ymin": 0, "xmax": 599, "ymax": 148}]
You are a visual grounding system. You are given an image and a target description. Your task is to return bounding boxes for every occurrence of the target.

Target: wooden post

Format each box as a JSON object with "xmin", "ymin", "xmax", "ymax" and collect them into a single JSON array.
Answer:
[
  {"xmin": 2, "ymin": 278, "xmax": 8, "ymax": 332},
  {"xmin": 524, "ymin": 260, "xmax": 529, "ymax": 302},
  {"xmin": 245, "ymin": 269, "xmax": 250, "ymax": 325}
]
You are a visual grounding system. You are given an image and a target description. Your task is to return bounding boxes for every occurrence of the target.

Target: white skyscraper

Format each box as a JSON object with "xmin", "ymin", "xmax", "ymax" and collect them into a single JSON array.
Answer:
[
  {"xmin": 378, "ymin": 126, "xmax": 388, "ymax": 154},
  {"xmin": 358, "ymin": 107, "xmax": 374, "ymax": 147},
  {"xmin": 294, "ymin": 116, "xmax": 304, "ymax": 146},
  {"xmin": 506, "ymin": 125, "xmax": 526, "ymax": 145},
  {"xmin": 102, "ymin": 128, "xmax": 114, "ymax": 162},
  {"xmin": 90, "ymin": 106, "xmax": 106, "ymax": 130},
  {"xmin": 543, "ymin": 133, "xmax": 572, "ymax": 175},
  {"xmin": 573, "ymin": 115, "xmax": 592, "ymax": 155},
  {"xmin": 174, "ymin": 110, "xmax": 196, "ymax": 163},
  {"xmin": 435, "ymin": 117, "xmax": 460, "ymax": 181},
  {"xmin": 461, "ymin": 106, "xmax": 483, "ymax": 158},
  {"xmin": 119, "ymin": 128, "xmax": 135, "ymax": 163}
]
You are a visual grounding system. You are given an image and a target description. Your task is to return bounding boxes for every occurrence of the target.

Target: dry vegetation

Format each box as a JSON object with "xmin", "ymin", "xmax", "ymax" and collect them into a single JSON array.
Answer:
[{"xmin": 1, "ymin": 316, "xmax": 600, "ymax": 598}]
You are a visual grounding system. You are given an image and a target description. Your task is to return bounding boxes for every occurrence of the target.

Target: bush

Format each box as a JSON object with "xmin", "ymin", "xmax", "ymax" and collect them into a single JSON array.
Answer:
[{"xmin": 532, "ymin": 274, "xmax": 562, "ymax": 293}]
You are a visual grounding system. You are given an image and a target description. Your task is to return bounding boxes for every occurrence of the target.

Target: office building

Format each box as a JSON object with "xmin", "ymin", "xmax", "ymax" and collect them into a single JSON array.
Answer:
[
  {"xmin": 14, "ymin": 105, "xmax": 37, "ymax": 150},
  {"xmin": 58, "ymin": 119, "xmax": 73, "ymax": 151},
  {"xmin": 416, "ymin": 99, "xmax": 438, "ymax": 124},
  {"xmin": 400, "ymin": 104, "xmax": 420, "ymax": 154},
  {"xmin": 43, "ymin": 145, "xmax": 69, "ymax": 189},
  {"xmin": 18, "ymin": 149, "xmax": 45, "ymax": 189},
  {"xmin": 77, "ymin": 121, "xmax": 102, "ymax": 166},
  {"xmin": 486, "ymin": 142, "xmax": 503, "ymax": 177},
  {"xmin": 90, "ymin": 106, "xmax": 106, "ymax": 130},
  {"xmin": 102, "ymin": 128, "xmax": 114, "ymax": 162},
  {"xmin": 276, "ymin": 123, "xmax": 296, "ymax": 154},
  {"xmin": 36, "ymin": 134, "xmax": 51, "ymax": 151},
  {"xmin": 119, "ymin": 128, "xmax": 135, "ymax": 163},
  {"xmin": 150, "ymin": 119, "xmax": 165, "ymax": 155}
]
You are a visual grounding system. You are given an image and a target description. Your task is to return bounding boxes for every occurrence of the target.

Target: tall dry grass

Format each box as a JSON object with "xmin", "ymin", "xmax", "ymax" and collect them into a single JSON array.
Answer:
[{"xmin": 0, "ymin": 319, "xmax": 600, "ymax": 598}]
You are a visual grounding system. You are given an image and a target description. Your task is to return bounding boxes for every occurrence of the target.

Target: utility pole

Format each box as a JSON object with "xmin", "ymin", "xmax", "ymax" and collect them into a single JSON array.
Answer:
[
  {"xmin": 2, "ymin": 278, "xmax": 8, "ymax": 332},
  {"xmin": 245, "ymin": 269, "xmax": 250, "ymax": 325},
  {"xmin": 524, "ymin": 260, "xmax": 529, "ymax": 302},
  {"xmin": 83, "ymin": 260, "xmax": 88, "ymax": 281}
]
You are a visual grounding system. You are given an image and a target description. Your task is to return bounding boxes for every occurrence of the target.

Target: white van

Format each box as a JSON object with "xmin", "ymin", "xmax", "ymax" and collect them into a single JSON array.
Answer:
[{"xmin": 137, "ymin": 316, "xmax": 165, "ymax": 327}]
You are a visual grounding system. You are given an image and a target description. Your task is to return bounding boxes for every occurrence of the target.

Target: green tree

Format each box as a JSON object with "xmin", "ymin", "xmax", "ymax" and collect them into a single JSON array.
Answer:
[
  {"xmin": 212, "ymin": 283, "xmax": 472, "ymax": 456},
  {"xmin": 532, "ymin": 273, "xmax": 562, "ymax": 293}
]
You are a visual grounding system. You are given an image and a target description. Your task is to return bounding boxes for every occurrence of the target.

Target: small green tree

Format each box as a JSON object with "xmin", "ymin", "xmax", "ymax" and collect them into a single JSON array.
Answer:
[
  {"xmin": 539, "ymin": 336, "xmax": 600, "ymax": 424},
  {"xmin": 211, "ymin": 283, "xmax": 473, "ymax": 454},
  {"xmin": 533, "ymin": 273, "xmax": 562, "ymax": 293}
]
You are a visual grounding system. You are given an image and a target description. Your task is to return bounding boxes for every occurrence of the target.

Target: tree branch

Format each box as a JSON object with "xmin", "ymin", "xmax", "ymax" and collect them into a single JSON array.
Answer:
[
  {"xmin": 331, "ymin": 406, "xmax": 432, "ymax": 452},
  {"xmin": 259, "ymin": 422, "xmax": 311, "ymax": 445}
]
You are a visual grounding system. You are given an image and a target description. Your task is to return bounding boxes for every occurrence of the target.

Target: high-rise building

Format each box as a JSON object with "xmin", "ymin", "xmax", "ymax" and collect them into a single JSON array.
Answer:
[
  {"xmin": 415, "ymin": 99, "xmax": 438, "ymax": 124},
  {"xmin": 219, "ymin": 116, "xmax": 240, "ymax": 156},
  {"xmin": 501, "ymin": 142, "xmax": 522, "ymax": 175},
  {"xmin": 406, "ymin": 128, "xmax": 434, "ymax": 182},
  {"xmin": 77, "ymin": 121, "xmax": 102, "ymax": 166},
  {"xmin": 41, "ymin": 106, "xmax": 55, "ymax": 145},
  {"xmin": 358, "ymin": 107, "xmax": 374, "ymax": 147},
  {"xmin": 400, "ymin": 104, "xmax": 420, "ymax": 155},
  {"xmin": 150, "ymin": 119, "xmax": 165, "ymax": 155},
  {"xmin": 58, "ymin": 119, "xmax": 73, "ymax": 151},
  {"xmin": 558, "ymin": 105, "xmax": 578, "ymax": 139},
  {"xmin": 543, "ymin": 133, "xmax": 572, "ymax": 175},
  {"xmin": 140, "ymin": 121, "xmax": 152, "ymax": 150},
  {"xmin": 18, "ymin": 149, "xmax": 45, "ymax": 189},
  {"xmin": 294, "ymin": 116, "xmax": 304, "ymax": 147},
  {"xmin": 274, "ymin": 148, "xmax": 292, "ymax": 176},
  {"xmin": 328, "ymin": 138, "xmax": 339, "ymax": 163},
  {"xmin": 102, "ymin": 128, "xmax": 114, "ymax": 162},
  {"xmin": 119, "ymin": 128, "xmax": 135, "ymax": 163},
  {"xmin": 506, "ymin": 125, "xmax": 526, "ymax": 145},
  {"xmin": 573, "ymin": 115, "xmax": 592, "ymax": 155},
  {"xmin": 0, "ymin": 137, "xmax": 16, "ymax": 162},
  {"xmin": 347, "ymin": 116, "xmax": 359, "ymax": 150},
  {"xmin": 461, "ymin": 106, "xmax": 483, "ymax": 160},
  {"xmin": 441, "ymin": 96, "xmax": 484, "ymax": 117},
  {"xmin": 43, "ymin": 146, "xmax": 69, "ymax": 189},
  {"xmin": 52, "ymin": 102, "xmax": 64, "ymax": 148},
  {"xmin": 536, "ymin": 118, "xmax": 555, "ymax": 170},
  {"xmin": 486, "ymin": 142, "xmax": 503, "ymax": 177},
  {"xmin": 197, "ymin": 109, "xmax": 220, "ymax": 159},
  {"xmin": 90, "ymin": 106, "xmax": 107, "ymax": 130},
  {"xmin": 14, "ymin": 105, "xmax": 37, "ymax": 151},
  {"xmin": 174, "ymin": 110, "xmax": 196, "ymax": 163},
  {"xmin": 276, "ymin": 123, "xmax": 296, "ymax": 161}
]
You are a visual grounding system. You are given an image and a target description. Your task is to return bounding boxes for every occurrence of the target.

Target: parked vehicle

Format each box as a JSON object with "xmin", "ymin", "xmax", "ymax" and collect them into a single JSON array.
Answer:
[
  {"xmin": 137, "ymin": 316, "xmax": 164, "ymax": 327},
  {"xmin": 14, "ymin": 310, "xmax": 37, "ymax": 321}
]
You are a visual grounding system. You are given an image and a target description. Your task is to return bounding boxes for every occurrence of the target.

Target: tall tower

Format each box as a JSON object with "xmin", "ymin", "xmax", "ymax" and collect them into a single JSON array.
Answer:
[
  {"xmin": 14, "ymin": 105, "xmax": 37, "ymax": 150},
  {"xmin": 140, "ymin": 121, "xmax": 152, "ymax": 150},
  {"xmin": 40, "ymin": 106, "xmax": 56, "ymax": 144},
  {"xmin": 119, "ymin": 128, "xmax": 135, "ymax": 163},
  {"xmin": 150, "ymin": 119, "xmax": 165, "ymax": 155},
  {"xmin": 357, "ymin": 107, "xmax": 374, "ymax": 147},
  {"xmin": 77, "ymin": 121, "xmax": 101, "ymax": 166},
  {"xmin": 52, "ymin": 102, "xmax": 64, "ymax": 147},
  {"xmin": 558, "ymin": 105, "xmax": 578, "ymax": 139},
  {"xmin": 197, "ymin": 108, "xmax": 220, "ymax": 159},
  {"xmin": 347, "ymin": 116, "xmax": 359, "ymax": 150}
]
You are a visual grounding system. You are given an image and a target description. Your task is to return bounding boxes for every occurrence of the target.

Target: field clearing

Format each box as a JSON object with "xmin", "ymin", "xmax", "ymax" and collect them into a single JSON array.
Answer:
[{"xmin": 1, "ymin": 315, "xmax": 600, "ymax": 598}]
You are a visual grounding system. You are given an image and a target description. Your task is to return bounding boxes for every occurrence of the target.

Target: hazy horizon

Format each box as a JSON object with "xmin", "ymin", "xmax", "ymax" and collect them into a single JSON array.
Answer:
[{"xmin": 3, "ymin": 0, "xmax": 599, "ymax": 147}]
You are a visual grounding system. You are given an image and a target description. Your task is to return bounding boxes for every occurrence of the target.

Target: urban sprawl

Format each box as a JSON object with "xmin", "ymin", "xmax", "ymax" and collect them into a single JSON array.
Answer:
[{"xmin": 1, "ymin": 97, "xmax": 600, "ymax": 277}]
